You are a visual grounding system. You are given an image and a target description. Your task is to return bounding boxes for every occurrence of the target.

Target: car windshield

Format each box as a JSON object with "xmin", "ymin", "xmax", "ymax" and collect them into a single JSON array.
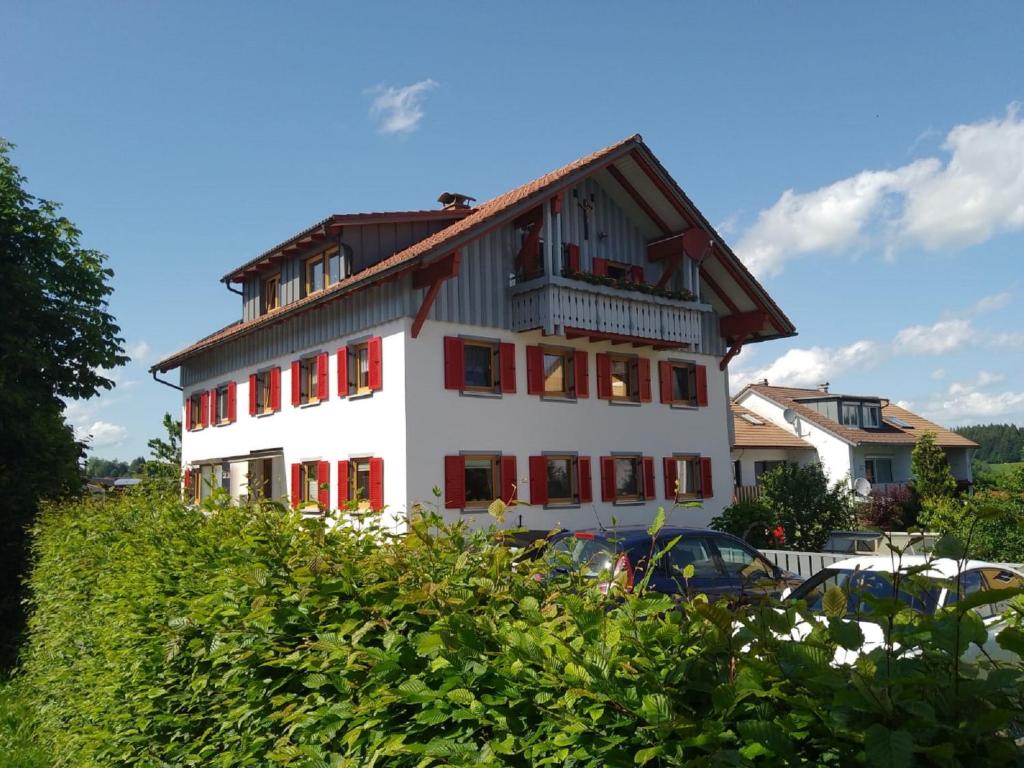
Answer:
[
  {"xmin": 546, "ymin": 537, "xmax": 617, "ymax": 579},
  {"xmin": 790, "ymin": 568, "xmax": 941, "ymax": 615}
]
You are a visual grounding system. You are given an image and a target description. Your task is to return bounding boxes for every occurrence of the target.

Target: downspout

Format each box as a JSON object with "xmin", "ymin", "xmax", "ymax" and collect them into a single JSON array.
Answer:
[
  {"xmin": 224, "ymin": 279, "xmax": 243, "ymax": 296},
  {"xmin": 152, "ymin": 370, "xmax": 183, "ymax": 391}
]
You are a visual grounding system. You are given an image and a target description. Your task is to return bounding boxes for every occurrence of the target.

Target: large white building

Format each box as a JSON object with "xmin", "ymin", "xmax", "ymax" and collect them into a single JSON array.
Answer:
[{"xmin": 151, "ymin": 136, "xmax": 795, "ymax": 533}]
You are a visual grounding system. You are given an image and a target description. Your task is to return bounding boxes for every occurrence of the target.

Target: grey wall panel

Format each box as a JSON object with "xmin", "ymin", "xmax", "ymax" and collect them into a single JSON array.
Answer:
[
  {"xmin": 242, "ymin": 278, "xmax": 259, "ymax": 322},
  {"xmin": 561, "ymin": 178, "xmax": 648, "ymax": 277}
]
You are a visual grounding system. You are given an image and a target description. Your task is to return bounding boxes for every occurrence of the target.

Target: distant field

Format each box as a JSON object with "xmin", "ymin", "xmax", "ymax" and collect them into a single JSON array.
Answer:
[{"xmin": 987, "ymin": 461, "xmax": 1024, "ymax": 476}]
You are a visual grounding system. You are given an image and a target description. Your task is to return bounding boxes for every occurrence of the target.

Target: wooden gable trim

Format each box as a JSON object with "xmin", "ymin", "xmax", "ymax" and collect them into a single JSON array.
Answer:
[
  {"xmin": 607, "ymin": 163, "xmax": 672, "ymax": 235},
  {"xmin": 411, "ymin": 250, "xmax": 461, "ymax": 339}
]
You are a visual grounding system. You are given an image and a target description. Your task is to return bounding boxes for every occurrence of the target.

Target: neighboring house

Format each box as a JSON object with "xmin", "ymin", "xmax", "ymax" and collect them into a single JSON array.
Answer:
[
  {"xmin": 730, "ymin": 402, "xmax": 817, "ymax": 502},
  {"xmin": 150, "ymin": 135, "xmax": 795, "ymax": 533},
  {"xmin": 733, "ymin": 382, "xmax": 978, "ymax": 493}
]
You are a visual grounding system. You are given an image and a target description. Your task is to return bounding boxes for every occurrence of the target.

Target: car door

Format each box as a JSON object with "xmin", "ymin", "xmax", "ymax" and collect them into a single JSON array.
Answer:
[
  {"xmin": 663, "ymin": 535, "xmax": 727, "ymax": 600},
  {"xmin": 707, "ymin": 534, "xmax": 781, "ymax": 602}
]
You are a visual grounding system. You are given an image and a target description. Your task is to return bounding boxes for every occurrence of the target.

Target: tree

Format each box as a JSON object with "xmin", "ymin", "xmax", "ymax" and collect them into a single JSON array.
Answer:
[
  {"xmin": 911, "ymin": 432, "xmax": 957, "ymax": 500},
  {"xmin": 757, "ymin": 463, "xmax": 854, "ymax": 551},
  {"xmin": 0, "ymin": 139, "xmax": 126, "ymax": 667},
  {"xmin": 142, "ymin": 413, "xmax": 182, "ymax": 491}
]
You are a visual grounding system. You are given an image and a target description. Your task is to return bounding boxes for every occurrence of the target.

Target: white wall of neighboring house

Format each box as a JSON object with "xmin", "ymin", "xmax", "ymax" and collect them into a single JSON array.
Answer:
[
  {"xmin": 944, "ymin": 447, "xmax": 974, "ymax": 482},
  {"xmin": 403, "ymin": 320, "xmax": 732, "ymax": 531},
  {"xmin": 849, "ymin": 445, "xmax": 913, "ymax": 485},
  {"xmin": 730, "ymin": 447, "xmax": 818, "ymax": 488}
]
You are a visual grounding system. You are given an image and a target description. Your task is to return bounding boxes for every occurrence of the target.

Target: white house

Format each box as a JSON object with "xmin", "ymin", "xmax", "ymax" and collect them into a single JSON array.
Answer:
[
  {"xmin": 151, "ymin": 135, "xmax": 796, "ymax": 534},
  {"xmin": 730, "ymin": 402, "xmax": 818, "ymax": 502},
  {"xmin": 733, "ymin": 382, "xmax": 977, "ymax": 494}
]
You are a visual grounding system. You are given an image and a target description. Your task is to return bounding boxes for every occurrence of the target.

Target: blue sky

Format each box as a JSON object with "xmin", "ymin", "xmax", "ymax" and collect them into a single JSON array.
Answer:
[{"xmin": 2, "ymin": 2, "xmax": 1023, "ymax": 459}]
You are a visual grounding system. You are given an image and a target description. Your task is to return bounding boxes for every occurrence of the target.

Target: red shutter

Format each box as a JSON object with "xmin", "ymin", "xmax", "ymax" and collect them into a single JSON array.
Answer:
[
  {"xmin": 701, "ymin": 457, "xmax": 713, "ymax": 498},
  {"xmin": 336, "ymin": 346, "xmax": 349, "ymax": 398},
  {"xmin": 529, "ymin": 455, "xmax": 548, "ymax": 505},
  {"xmin": 208, "ymin": 389, "xmax": 217, "ymax": 425},
  {"xmin": 248, "ymin": 374, "xmax": 257, "ymax": 416},
  {"xmin": 444, "ymin": 455, "xmax": 465, "ymax": 509},
  {"xmin": 199, "ymin": 391, "xmax": 210, "ymax": 427},
  {"xmin": 337, "ymin": 460, "xmax": 350, "ymax": 507},
  {"xmin": 578, "ymin": 457, "xmax": 593, "ymax": 503},
  {"xmin": 290, "ymin": 463, "xmax": 301, "ymax": 507},
  {"xmin": 368, "ymin": 336, "xmax": 383, "ymax": 391},
  {"xmin": 600, "ymin": 457, "xmax": 616, "ymax": 501},
  {"xmin": 643, "ymin": 457, "xmax": 656, "ymax": 500},
  {"xmin": 184, "ymin": 397, "xmax": 192, "ymax": 431},
  {"xmin": 317, "ymin": 460, "xmax": 330, "ymax": 507},
  {"xmin": 596, "ymin": 353, "xmax": 611, "ymax": 399},
  {"xmin": 659, "ymin": 361, "xmax": 673, "ymax": 404},
  {"xmin": 592, "ymin": 258, "xmax": 608, "ymax": 277},
  {"xmin": 638, "ymin": 358, "xmax": 652, "ymax": 402},
  {"xmin": 696, "ymin": 365, "xmax": 709, "ymax": 407},
  {"xmin": 663, "ymin": 457, "xmax": 679, "ymax": 500},
  {"xmin": 526, "ymin": 346, "xmax": 544, "ymax": 395},
  {"xmin": 227, "ymin": 381, "xmax": 237, "ymax": 423},
  {"xmin": 500, "ymin": 455, "xmax": 517, "ymax": 503},
  {"xmin": 444, "ymin": 337, "xmax": 464, "ymax": 390},
  {"xmin": 565, "ymin": 243, "xmax": 580, "ymax": 273},
  {"xmin": 270, "ymin": 367, "xmax": 282, "ymax": 411},
  {"xmin": 317, "ymin": 352, "xmax": 329, "ymax": 402},
  {"xmin": 574, "ymin": 351, "xmax": 589, "ymax": 398},
  {"xmin": 290, "ymin": 361, "xmax": 301, "ymax": 406},
  {"xmin": 499, "ymin": 343, "xmax": 516, "ymax": 394},
  {"xmin": 369, "ymin": 458, "xmax": 384, "ymax": 510},
  {"xmin": 630, "ymin": 265, "xmax": 644, "ymax": 284}
]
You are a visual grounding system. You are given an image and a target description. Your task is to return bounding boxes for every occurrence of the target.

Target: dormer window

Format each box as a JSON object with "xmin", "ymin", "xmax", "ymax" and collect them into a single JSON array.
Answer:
[
  {"xmin": 862, "ymin": 404, "xmax": 881, "ymax": 428},
  {"xmin": 261, "ymin": 274, "xmax": 280, "ymax": 314},
  {"xmin": 840, "ymin": 402, "xmax": 860, "ymax": 426},
  {"xmin": 303, "ymin": 245, "xmax": 344, "ymax": 297}
]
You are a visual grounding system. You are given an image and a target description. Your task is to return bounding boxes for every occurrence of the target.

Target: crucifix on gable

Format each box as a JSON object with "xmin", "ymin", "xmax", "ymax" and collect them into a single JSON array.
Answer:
[{"xmin": 575, "ymin": 191, "xmax": 595, "ymax": 240}]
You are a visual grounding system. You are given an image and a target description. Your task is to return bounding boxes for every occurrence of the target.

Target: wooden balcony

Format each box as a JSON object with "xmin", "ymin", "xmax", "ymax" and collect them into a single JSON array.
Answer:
[
  {"xmin": 733, "ymin": 484, "xmax": 764, "ymax": 504},
  {"xmin": 510, "ymin": 275, "xmax": 711, "ymax": 348}
]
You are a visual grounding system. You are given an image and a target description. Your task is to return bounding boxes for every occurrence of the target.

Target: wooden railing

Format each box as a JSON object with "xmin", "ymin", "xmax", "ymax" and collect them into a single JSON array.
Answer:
[
  {"xmin": 733, "ymin": 485, "xmax": 764, "ymax": 504},
  {"xmin": 510, "ymin": 276, "xmax": 707, "ymax": 347}
]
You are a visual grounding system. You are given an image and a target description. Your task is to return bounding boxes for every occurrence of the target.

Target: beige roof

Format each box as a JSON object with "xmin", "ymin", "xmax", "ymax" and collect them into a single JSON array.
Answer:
[
  {"xmin": 737, "ymin": 384, "xmax": 978, "ymax": 448},
  {"xmin": 731, "ymin": 403, "xmax": 815, "ymax": 449}
]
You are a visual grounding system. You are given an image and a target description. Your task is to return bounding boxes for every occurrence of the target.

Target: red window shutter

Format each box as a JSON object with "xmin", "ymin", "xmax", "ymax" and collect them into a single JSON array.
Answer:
[
  {"xmin": 209, "ymin": 389, "xmax": 218, "ymax": 425},
  {"xmin": 184, "ymin": 398, "xmax": 192, "ymax": 431},
  {"xmin": 270, "ymin": 367, "xmax": 282, "ymax": 411},
  {"xmin": 444, "ymin": 455, "xmax": 465, "ymax": 509},
  {"xmin": 643, "ymin": 457, "xmax": 656, "ymax": 500},
  {"xmin": 336, "ymin": 346, "xmax": 348, "ymax": 398},
  {"xmin": 696, "ymin": 365, "xmax": 709, "ymax": 407},
  {"xmin": 499, "ymin": 343, "xmax": 516, "ymax": 394},
  {"xmin": 572, "ymin": 351, "xmax": 589, "ymax": 398},
  {"xmin": 317, "ymin": 460, "xmax": 330, "ymax": 507},
  {"xmin": 337, "ymin": 460, "xmax": 350, "ymax": 506},
  {"xmin": 600, "ymin": 457, "xmax": 616, "ymax": 501},
  {"xmin": 500, "ymin": 455, "xmax": 517, "ymax": 503},
  {"xmin": 525, "ymin": 346, "xmax": 544, "ymax": 395},
  {"xmin": 596, "ymin": 353, "xmax": 611, "ymax": 399},
  {"xmin": 290, "ymin": 463, "xmax": 301, "ymax": 507},
  {"xmin": 592, "ymin": 258, "xmax": 608, "ymax": 277},
  {"xmin": 701, "ymin": 457, "xmax": 714, "ymax": 498},
  {"xmin": 183, "ymin": 467, "xmax": 192, "ymax": 492},
  {"xmin": 659, "ymin": 361, "xmax": 673, "ymax": 404},
  {"xmin": 317, "ymin": 352, "xmax": 329, "ymax": 402},
  {"xmin": 638, "ymin": 358, "xmax": 652, "ymax": 402},
  {"xmin": 630, "ymin": 265, "xmax": 644, "ymax": 284},
  {"xmin": 369, "ymin": 458, "xmax": 384, "ymax": 510},
  {"xmin": 227, "ymin": 381, "xmax": 237, "ymax": 423},
  {"xmin": 290, "ymin": 361, "xmax": 301, "ymax": 406},
  {"xmin": 578, "ymin": 457, "xmax": 593, "ymax": 503},
  {"xmin": 199, "ymin": 391, "xmax": 209, "ymax": 427},
  {"xmin": 443, "ymin": 337, "xmax": 464, "ymax": 390},
  {"xmin": 565, "ymin": 243, "xmax": 580, "ymax": 273},
  {"xmin": 368, "ymin": 336, "xmax": 383, "ymax": 391},
  {"xmin": 248, "ymin": 374, "xmax": 257, "ymax": 416},
  {"xmin": 529, "ymin": 455, "xmax": 548, "ymax": 505},
  {"xmin": 663, "ymin": 457, "xmax": 679, "ymax": 500}
]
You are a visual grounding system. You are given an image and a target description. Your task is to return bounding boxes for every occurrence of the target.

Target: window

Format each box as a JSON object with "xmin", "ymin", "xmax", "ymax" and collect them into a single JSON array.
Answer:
[
  {"xmin": 546, "ymin": 456, "xmax": 575, "ymax": 503},
  {"xmin": 597, "ymin": 353, "xmax": 650, "ymax": 402},
  {"xmin": 543, "ymin": 350, "xmax": 570, "ymax": 396},
  {"xmin": 841, "ymin": 403, "xmax": 861, "ymax": 426},
  {"xmin": 246, "ymin": 458, "xmax": 273, "ymax": 500},
  {"xmin": 291, "ymin": 460, "xmax": 328, "ymax": 509},
  {"xmin": 754, "ymin": 460, "xmax": 786, "ymax": 483},
  {"xmin": 464, "ymin": 454, "xmax": 499, "ymax": 509},
  {"xmin": 614, "ymin": 457, "xmax": 642, "ymax": 501},
  {"xmin": 445, "ymin": 454, "xmax": 517, "ymax": 510},
  {"xmin": 349, "ymin": 457, "xmax": 372, "ymax": 502},
  {"xmin": 464, "ymin": 341, "xmax": 497, "ymax": 391},
  {"xmin": 188, "ymin": 393, "xmax": 204, "ymax": 430},
  {"xmin": 250, "ymin": 368, "xmax": 281, "ymax": 415},
  {"xmin": 303, "ymin": 246, "xmax": 341, "ymax": 296},
  {"xmin": 862, "ymin": 404, "xmax": 881, "ymax": 428},
  {"xmin": 714, "ymin": 538, "xmax": 774, "ymax": 581},
  {"xmin": 675, "ymin": 456, "xmax": 703, "ymax": 499},
  {"xmin": 864, "ymin": 458, "xmax": 894, "ymax": 484},
  {"xmin": 291, "ymin": 354, "xmax": 328, "ymax": 406},
  {"xmin": 668, "ymin": 538, "xmax": 720, "ymax": 579},
  {"xmin": 444, "ymin": 337, "xmax": 515, "ymax": 395},
  {"xmin": 529, "ymin": 454, "xmax": 592, "ymax": 506},
  {"xmin": 733, "ymin": 460, "xmax": 742, "ymax": 487},
  {"xmin": 611, "ymin": 357, "xmax": 634, "ymax": 399},
  {"xmin": 526, "ymin": 346, "xmax": 586, "ymax": 399},
  {"xmin": 302, "ymin": 462, "xmax": 319, "ymax": 506},
  {"xmin": 659, "ymin": 361, "xmax": 708, "ymax": 407},
  {"xmin": 352, "ymin": 342, "xmax": 372, "ymax": 395},
  {"xmin": 300, "ymin": 357, "xmax": 318, "ymax": 403},
  {"xmin": 214, "ymin": 385, "xmax": 230, "ymax": 424},
  {"xmin": 261, "ymin": 274, "xmax": 280, "ymax": 314}
]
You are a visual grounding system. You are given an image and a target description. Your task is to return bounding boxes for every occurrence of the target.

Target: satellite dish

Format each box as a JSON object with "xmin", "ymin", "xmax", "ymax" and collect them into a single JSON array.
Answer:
[
  {"xmin": 853, "ymin": 477, "xmax": 872, "ymax": 498},
  {"xmin": 782, "ymin": 408, "xmax": 797, "ymax": 424}
]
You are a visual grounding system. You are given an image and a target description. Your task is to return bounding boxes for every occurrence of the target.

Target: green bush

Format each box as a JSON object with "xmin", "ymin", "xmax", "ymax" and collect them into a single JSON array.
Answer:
[
  {"xmin": 757, "ymin": 464, "xmax": 855, "ymax": 551},
  {"xmin": 709, "ymin": 500, "xmax": 780, "ymax": 548},
  {"xmin": 921, "ymin": 487, "xmax": 1024, "ymax": 564},
  {"xmin": 15, "ymin": 487, "xmax": 1024, "ymax": 766}
]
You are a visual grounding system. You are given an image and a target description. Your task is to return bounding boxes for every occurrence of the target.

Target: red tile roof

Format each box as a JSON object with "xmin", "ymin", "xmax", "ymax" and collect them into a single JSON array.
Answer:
[{"xmin": 731, "ymin": 403, "xmax": 815, "ymax": 449}]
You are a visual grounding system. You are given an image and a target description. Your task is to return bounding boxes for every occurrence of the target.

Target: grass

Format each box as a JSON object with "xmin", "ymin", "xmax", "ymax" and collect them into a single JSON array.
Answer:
[
  {"xmin": 0, "ymin": 677, "xmax": 48, "ymax": 768},
  {"xmin": 987, "ymin": 461, "xmax": 1024, "ymax": 477}
]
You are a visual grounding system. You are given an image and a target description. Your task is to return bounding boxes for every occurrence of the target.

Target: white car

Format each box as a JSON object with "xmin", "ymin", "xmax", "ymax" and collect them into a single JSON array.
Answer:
[{"xmin": 782, "ymin": 555, "xmax": 1024, "ymax": 666}]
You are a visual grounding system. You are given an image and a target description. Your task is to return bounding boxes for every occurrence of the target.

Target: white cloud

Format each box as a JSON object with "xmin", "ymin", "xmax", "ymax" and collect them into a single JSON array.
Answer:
[
  {"xmin": 126, "ymin": 340, "xmax": 151, "ymax": 362},
  {"xmin": 892, "ymin": 318, "xmax": 973, "ymax": 355},
  {"xmin": 971, "ymin": 291, "xmax": 1011, "ymax": 314},
  {"xmin": 990, "ymin": 332, "xmax": 1024, "ymax": 347},
  {"xmin": 730, "ymin": 339, "xmax": 885, "ymax": 391},
  {"xmin": 947, "ymin": 371, "xmax": 1004, "ymax": 396},
  {"xmin": 75, "ymin": 420, "xmax": 128, "ymax": 448},
  {"xmin": 367, "ymin": 79, "xmax": 438, "ymax": 134},
  {"xmin": 931, "ymin": 368, "xmax": 946, "ymax": 380},
  {"xmin": 736, "ymin": 105, "xmax": 1024, "ymax": 276}
]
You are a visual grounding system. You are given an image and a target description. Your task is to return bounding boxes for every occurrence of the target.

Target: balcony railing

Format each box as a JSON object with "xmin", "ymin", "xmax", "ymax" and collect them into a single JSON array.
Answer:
[
  {"xmin": 733, "ymin": 484, "xmax": 764, "ymax": 504},
  {"xmin": 510, "ymin": 275, "xmax": 710, "ymax": 348}
]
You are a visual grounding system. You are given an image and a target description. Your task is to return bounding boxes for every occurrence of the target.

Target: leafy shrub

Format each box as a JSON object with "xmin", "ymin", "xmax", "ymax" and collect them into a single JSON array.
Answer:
[
  {"xmin": 15, "ymin": 486, "xmax": 1024, "ymax": 765},
  {"xmin": 921, "ymin": 488, "xmax": 1024, "ymax": 563},
  {"xmin": 709, "ymin": 500, "xmax": 782, "ymax": 548},
  {"xmin": 912, "ymin": 431, "xmax": 958, "ymax": 500},
  {"xmin": 858, "ymin": 484, "xmax": 920, "ymax": 530},
  {"xmin": 757, "ymin": 464, "xmax": 855, "ymax": 551}
]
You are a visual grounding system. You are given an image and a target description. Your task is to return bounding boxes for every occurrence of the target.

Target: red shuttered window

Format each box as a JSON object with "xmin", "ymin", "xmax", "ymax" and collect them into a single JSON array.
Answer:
[
  {"xmin": 317, "ymin": 461, "xmax": 330, "ymax": 508},
  {"xmin": 574, "ymin": 351, "xmax": 589, "ymax": 398},
  {"xmin": 443, "ymin": 337, "xmax": 465, "ymax": 391},
  {"xmin": 368, "ymin": 337, "xmax": 383, "ymax": 392},
  {"xmin": 249, "ymin": 369, "xmax": 279, "ymax": 416},
  {"xmin": 659, "ymin": 360, "xmax": 706, "ymax": 407},
  {"xmin": 248, "ymin": 374, "xmax": 258, "ymax": 416},
  {"xmin": 642, "ymin": 457, "xmax": 656, "ymax": 500},
  {"xmin": 665, "ymin": 456, "xmax": 712, "ymax": 500},
  {"xmin": 290, "ymin": 463, "xmax": 301, "ymax": 507},
  {"xmin": 444, "ymin": 337, "xmax": 514, "ymax": 396},
  {"xmin": 369, "ymin": 457, "xmax": 384, "ymax": 510},
  {"xmin": 527, "ymin": 345, "xmax": 578, "ymax": 399},
  {"xmin": 663, "ymin": 457, "xmax": 679, "ymax": 500},
  {"xmin": 701, "ymin": 457, "xmax": 713, "ymax": 498},
  {"xmin": 578, "ymin": 457, "xmax": 593, "ymax": 503},
  {"xmin": 638, "ymin": 359, "xmax": 652, "ymax": 402},
  {"xmin": 445, "ymin": 454, "xmax": 513, "ymax": 509},
  {"xmin": 337, "ymin": 346, "xmax": 349, "ymax": 397},
  {"xmin": 500, "ymin": 455, "xmax": 517, "ymax": 502},
  {"xmin": 227, "ymin": 381, "xmax": 237, "ymax": 423},
  {"xmin": 293, "ymin": 355, "xmax": 326, "ymax": 406},
  {"xmin": 499, "ymin": 343, "xmax": 516, "ymax": 394},
  {"xmin": 336, "ymin": 460, "xmax": 349, "ymax": 507},
  {"xmin": 444, "ymin": 455, "xmax": 465, "ymax": 509},
  {"xmin": 530, "ymin": 454, "xmax": 587, "ymax": 506},
  {"xmin": 695, "ymin": 365, "xmax": 709, "ymax": 407},
  {"xmin": 597, "ymin": 354, "xmax": 645, "ymax": 403}
]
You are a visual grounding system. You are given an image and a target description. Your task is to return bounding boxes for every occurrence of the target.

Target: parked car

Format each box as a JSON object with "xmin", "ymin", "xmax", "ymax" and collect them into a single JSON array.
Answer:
[
  {"xmin": 822, "ymin": 530, "xmax": 938, "ymax": 556},
  {"xmin": 544, "ymin": 526, "xmax": 802, "ymax": 602},
  {"xmin": 784, "ymin": 556, "xmax": 1024, "ymax": 665}
]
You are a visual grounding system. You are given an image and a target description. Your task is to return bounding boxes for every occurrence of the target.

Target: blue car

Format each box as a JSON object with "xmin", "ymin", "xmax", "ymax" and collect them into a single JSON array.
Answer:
[{"xmin": 545, "ymin": 526, "xmax": 801, "ymax": 602}]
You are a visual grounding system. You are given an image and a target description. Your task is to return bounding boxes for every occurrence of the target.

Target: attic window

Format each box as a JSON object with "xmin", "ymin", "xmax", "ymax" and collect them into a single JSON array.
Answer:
[
  {"xmin": 885, "ymin": 416, "xmax": 912, "ymax": 429},
  {"xmin": 739, "ymin": 413, "xmax": 764, "ymax": 425}
]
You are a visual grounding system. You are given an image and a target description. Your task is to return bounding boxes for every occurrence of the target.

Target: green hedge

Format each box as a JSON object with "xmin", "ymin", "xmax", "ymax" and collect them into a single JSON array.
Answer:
[{"xmin": 17, "ymin": 489, "xmax": 1024, "ymax": 766}]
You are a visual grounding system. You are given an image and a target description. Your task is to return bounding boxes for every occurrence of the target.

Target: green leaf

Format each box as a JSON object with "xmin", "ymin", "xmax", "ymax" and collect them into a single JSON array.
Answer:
[
  {"xmin": 415, "ymin": 632, "xmax": 444, "ymax": 656},
  {"xmin": 647, "ymin": 507, "xmax": 666, "ymax": 537},
  {"xmin": 488, "ymin": 498, "xmax": 507, "ymax": 522},
  {"xmin": 822, "ymin": 585, "xmax": 847, "ymax": 618},
  {"xmin": 996, "ymin": 625, "xmax": 1024, "ymax": 656},
  {"xmin": 933, "ymin": 533, "xmax": 966, "ymax": 560},
  {"xmin": 864, "ymin": 725, "xmax": 914, "ymax": 768},
  {"xmin": 635, "ymin": 746, "xmax": 663, "ymax": 765},
  {"xmin": 828, "ymin": 617, "xmax": 864, "ymax": 650},
  {"xmin": 681, "ymin": 563, "xmax": 695, "ymax": 580},
  {"xmin": 639, "ymin": 693, "xmax": 672, "ymax": 725}
]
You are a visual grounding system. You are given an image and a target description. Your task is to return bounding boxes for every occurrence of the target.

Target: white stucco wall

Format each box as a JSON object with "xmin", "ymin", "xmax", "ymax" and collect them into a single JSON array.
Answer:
[
  {"xmin": 943, "ymin": 447, "xmax": 974, "ymax": 482},
  {"xmin": 849, "ymin": 445, "xmax": 913, "ymax": 484},
  {"xmin": 730, "ymin": 447, "xmax": 818, "ymax": 487}
]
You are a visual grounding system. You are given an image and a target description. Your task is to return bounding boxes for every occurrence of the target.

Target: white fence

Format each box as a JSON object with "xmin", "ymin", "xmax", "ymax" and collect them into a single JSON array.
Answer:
[{"xmin": 761, "ymin": 549, "xmax": 846, "ymax": 579}]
